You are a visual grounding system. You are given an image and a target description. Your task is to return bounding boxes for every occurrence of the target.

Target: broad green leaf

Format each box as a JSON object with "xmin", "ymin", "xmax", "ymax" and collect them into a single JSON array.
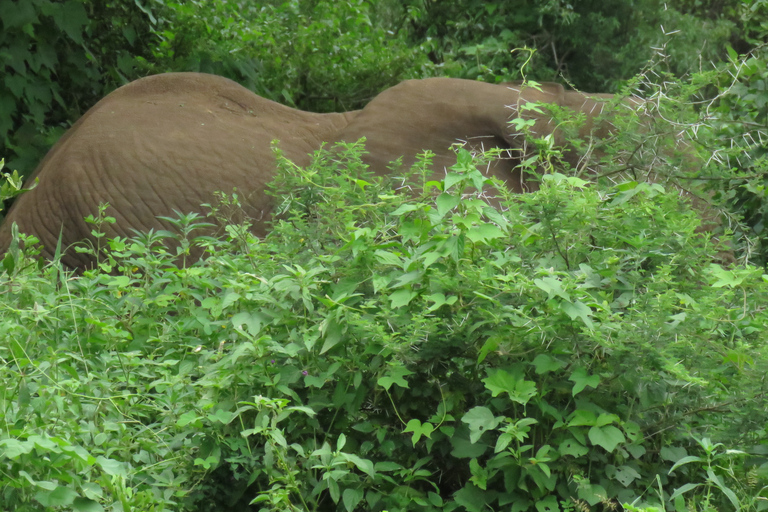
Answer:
[
  {"xmin": 588, "ymin": 425, "xmax": 625, "ymax": 452},
  {"xmin": 577, "ymin": 483, "xmax": 608, "ymax": 506},
  {"xmin": 343, "ymin": 488, "xmax": 363, "ymax": 512},
  {"xmin": 96, "ymin": 456, "xmax": 128, "ymax": 477},
  {"xmin": 391, "ymin": 203, "xmax": 420, "ymax": 216},
  {"xmin": 534, "ymin": 276, "xmax": 570, "ymax": 301},
  {"xmin": 558, "ymin": 438, "xmax": 589, "ymax": 457},
  {"xmin": 377, "ymin": 365, "xmax": 414, "ymax": 390},
  {"xmin": 707, "ymin": 264, "xmax": 745, "ymax": 288},
  {"xmin": 462, "ymin": 406, "xmax": 503, "ymax": 443},
  {"xmin": 339, "ymin": 452, "xmax": 375, "ymax": 478},
  {"xmin": 534, "ymin": 494, "xmax": 560, "ymax": 512},
  {"xmin": 467, "ymin": 223, "xmax": 505, "ymax": 244},
  {"xmin": 231, "ymin": 312, "xmax": 261, "ymax": 336},
  {"xmin": 436, "ymin": 192, "xmax": 461, "ymax": 217},
  {"xmin": 453, "ymin": 483, "xmax": 492, "ymax": 512},
  {"xmin": 560, "ymin": 300, "xmax": 594, "ymax": 329},
  {"xmin": 0, "ymin": 438, "xmax": 32, "ymax": 458},
  {"xmin": 568, "ymin": 409, "xmax": 597, "ymax": 426},
  {"xmin": 532, "ymin": 354, "xmax": 564, "ymax": 374},
  {"xmin": 404, "ymin": 419, "xmax": 435, "ymax": 446},
  {"xmin": 483, "ymin": 369, "xmax": 537, "ymax": 405},
  {"xmin": 569, "ymin": 367, "xmax": 600, "ymax": 396},
  {"xmin": 207, "ymin": 409, "xmax": 234, "ymax": 424},
  {"xmin": 595, "ymin": 413, "xmax": 620, "ymax": 427},
  {"xmin": 389, "ymin": 288, "xmax": 417, "ymax": 308},
  {"xmin": 426, "ymin": 292, "xmax": 457, "ymax": 312},
  {"xmin": 34, "ymin": 485, "xmax": 78, "ymax": 507},
  {"xmin": 374, "ymin": 249, "xmax": 402, "ymax": 266},
  {"xmin": 611, "ymin": 465, "xmax": 642, "ymax": 486},
  {"xmin": 72, "ymin": 497, "xmax": 105, "ymax": 512}
]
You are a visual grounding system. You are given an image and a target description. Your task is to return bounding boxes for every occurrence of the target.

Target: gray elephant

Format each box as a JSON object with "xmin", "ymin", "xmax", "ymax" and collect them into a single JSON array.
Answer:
[{"xmin": 0, "ymin": 73, "xmax": 631, "ymax": 269}]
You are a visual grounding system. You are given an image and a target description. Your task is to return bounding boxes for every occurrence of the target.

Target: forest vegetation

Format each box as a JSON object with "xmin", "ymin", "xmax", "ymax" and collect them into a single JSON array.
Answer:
[{"xmin": 1, "ymin": 1, "xmax": 768, "ymax": 511}]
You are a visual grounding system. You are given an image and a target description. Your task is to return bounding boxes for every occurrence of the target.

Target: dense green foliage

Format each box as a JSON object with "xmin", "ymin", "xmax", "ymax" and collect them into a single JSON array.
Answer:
[
  {"xmin": 2, "ymin": 1, "xmax": 768, "ymax": 510},
  {"xmin": 1, "ymin": 139, "xmax": 767, "ymax": 511},
  {"xmin": 0, "ymin": 0, "xmax": 162, "ymax": 173}
]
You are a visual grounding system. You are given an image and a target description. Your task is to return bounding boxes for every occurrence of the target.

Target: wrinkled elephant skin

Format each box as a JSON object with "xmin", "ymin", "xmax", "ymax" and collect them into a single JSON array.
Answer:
[{"xmin": 0, "ymin": 73, "xmax": 624, "ymax": 268}]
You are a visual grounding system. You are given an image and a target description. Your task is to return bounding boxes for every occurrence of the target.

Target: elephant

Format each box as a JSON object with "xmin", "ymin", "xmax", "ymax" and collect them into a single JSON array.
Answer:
[{"xmin": 0, "ymin": 72, "xmax": 637, "ymax": 269}]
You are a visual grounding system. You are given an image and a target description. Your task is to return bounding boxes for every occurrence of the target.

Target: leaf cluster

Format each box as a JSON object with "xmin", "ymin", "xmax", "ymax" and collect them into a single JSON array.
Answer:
[{"xmin": 0, "ymin": 135, "xmax": 766, "ymax": 511}]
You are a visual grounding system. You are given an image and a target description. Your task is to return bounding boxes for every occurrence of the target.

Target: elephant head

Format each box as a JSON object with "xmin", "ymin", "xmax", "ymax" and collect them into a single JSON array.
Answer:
[{"xmin": 0, "ymin": 73, "xmax": 637, "ymax": 269}]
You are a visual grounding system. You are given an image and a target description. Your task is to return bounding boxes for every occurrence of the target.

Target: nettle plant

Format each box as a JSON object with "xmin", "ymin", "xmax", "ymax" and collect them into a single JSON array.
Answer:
[{"xmin": 0, "ymin": 140, "xmax": 767, "ymax": 512}]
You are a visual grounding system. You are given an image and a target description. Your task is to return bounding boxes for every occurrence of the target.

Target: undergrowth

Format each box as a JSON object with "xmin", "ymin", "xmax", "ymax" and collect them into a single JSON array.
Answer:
[{"xmin": 0, "ymin": 144, "xmax": 767, "ymax": 511}]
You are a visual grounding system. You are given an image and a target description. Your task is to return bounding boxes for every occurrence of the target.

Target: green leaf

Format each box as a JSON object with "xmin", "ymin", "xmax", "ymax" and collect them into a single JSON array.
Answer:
[
  {"xmin": 483, "ymin": 369, "xmax": 538, "ymax": 405},
  {"xmin": 560, "ymin": 300, "xmax": 594, "ymax": 329},
  {"xmin": 231, "ymin": 312, "xmax": 261, "ymax": 336},
  {"xmin": 391, "ymin": 203, "xmax": 420, "ymax": 216},
  {"xmin": 377, "ymin": 365, "xmax": 414, "ymax": 390},
  {"xmin": 588, "ymin": 425, "xmax": 625, "ymax": 452},
  {"xmin": 535, "ymin": 494, "xmax": 560, "ymax": 512},
  {"xmin": 374, "ymin": 249, "xmax": 402, "ymax": 266},
  {"xmin": 534, "ymin": 276, "xmax": 570, "ymax": 301},
  {"xmin": 611, "ymin": 465, "xmax": 642, "ymax": 487},
  {"xmin": 669, "ymin": 483, "xmax": 702, "ymax": 501},
  {"xmin": 339, "ymin": 453, "xmax": 375, "ymax": 478},
  {"xmin": 0, "ymin": 438, "xmax": 33, "ymax": 458},
  {"xmin": 462, "ymin": 406, "xmax": 503, "ymax": 443},
  {"xmin": 467, "ymin": 223, "xmax": 505, "ymax": 244},
  {"xmin": 559, "ymin": 438, "xmax": 589, "ymax": 457},
  {"xmin": 668, "ymin": 455, "xmax": 704, "ymax": 473},
  {"xmin": 532, "ymin": 354, "xmax": 564, "ymax": 374},
  {"xmin": 577, "ymin": 483, "xmax": 608, "ymax": 506},
  {"xmin": 436, "ymin": 192, "xmax": 461, "ymax": 217},
  {"xmin": 389, "ymin": 288, "xmax": 417, "ymax": 308},
  {"xmin": 342, "ymin": 488, "xmax": 363, "ymax": 512},
  {"xmin": 34, "ymin": 485, "xmax": 78, "ymax": 507},
  {"xmin": 72, "ymin": 497, "xmax": 105, "ymax": 512},
  {"xmin": 707, "ymin": 264, "xmax": 745, "ymax": 288},
  {"xmin": 568, "ymin": 367, "xmax": 600, "ymax": 396},
  {"xmin": 426, "ymin": 292, "xmax": 457, "ymax": 312},
  {"xmin": 96, "ymin": 456, "xmax": 127, "ymax": 477},
  {"xmin": 404, "ymin": 419, "xmax": 435, "ymax": 446},
  {"xmin": 453, "ymin": 483, "xmax": 493, "ymax": 512}
]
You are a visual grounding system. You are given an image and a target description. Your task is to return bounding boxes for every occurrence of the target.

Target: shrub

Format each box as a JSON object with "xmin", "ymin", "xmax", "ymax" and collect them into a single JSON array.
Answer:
[{"xmin": 0, "ymin": 138, "xmax": 766, "ymax": 511}]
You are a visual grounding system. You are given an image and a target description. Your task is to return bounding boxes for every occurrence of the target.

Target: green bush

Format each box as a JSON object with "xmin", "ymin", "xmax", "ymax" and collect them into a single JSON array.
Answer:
[
  {"xmin": 0, "ymin": 0, "xmax": 165, "ymax": 176},
  {"xmin": 0, "ymin": 137, "xmax": 766, "ymax": 511},
  {"xmin": 153, "ymin": 0, "xmax": 427, "ymax": 111}
]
